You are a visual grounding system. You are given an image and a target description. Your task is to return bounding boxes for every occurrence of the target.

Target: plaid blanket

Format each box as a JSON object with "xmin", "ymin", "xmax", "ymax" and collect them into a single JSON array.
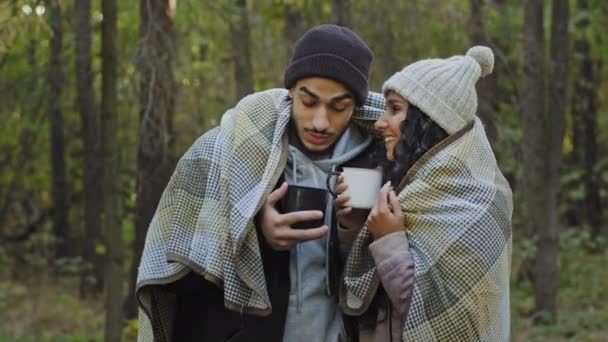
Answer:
[
  {"xmin": 136, "ymin": 89, "xmax": 385, "ymax": 341},
  {"xmin": 341, "ymin": 118, "xmax": 513, "ymax": 341}
]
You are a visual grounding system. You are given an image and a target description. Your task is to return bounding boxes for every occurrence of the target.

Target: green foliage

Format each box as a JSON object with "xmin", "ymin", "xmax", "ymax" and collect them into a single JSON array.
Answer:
[
  {"xmin": 1, "ymin": 0, "xmax": 607, "ymax": 340},
  {"xmin": 122, "ymin": 319, "xmax": 139, "ymax": 342},
  {"xmin": 512, "ymin": 230, "xmax": 608, "ymax": 341},
  {"xmin": 0, "ymin": 277, "xmax": 104, "ymax": 342},
  {"xmin": 95, "ymin": 243, "xmax": 106, "ymax": 257}
]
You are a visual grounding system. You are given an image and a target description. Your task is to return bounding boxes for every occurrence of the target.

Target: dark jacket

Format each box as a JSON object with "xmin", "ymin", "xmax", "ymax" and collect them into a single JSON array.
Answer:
[{"xmin": 166, "ymin": 227, "xmax": 290, "ymax": 342}]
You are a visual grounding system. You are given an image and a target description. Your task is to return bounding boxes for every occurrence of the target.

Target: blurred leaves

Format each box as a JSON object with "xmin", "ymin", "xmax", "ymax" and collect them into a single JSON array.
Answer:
[{"xmin": 0, "ymin": 0, "xmax": 607, "ymax": 340}]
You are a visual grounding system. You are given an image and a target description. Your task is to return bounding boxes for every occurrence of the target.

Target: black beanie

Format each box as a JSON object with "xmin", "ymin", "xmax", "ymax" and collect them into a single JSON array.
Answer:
[{"xmin": 284, "ymin": 24, "xmax": 373, "ymax": 107}]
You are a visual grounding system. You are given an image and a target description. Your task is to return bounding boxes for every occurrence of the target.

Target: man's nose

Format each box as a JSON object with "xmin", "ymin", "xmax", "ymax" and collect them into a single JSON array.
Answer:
[{"xmin": 311, "ymin": 106, "xmax": 330, "ymax": 132}]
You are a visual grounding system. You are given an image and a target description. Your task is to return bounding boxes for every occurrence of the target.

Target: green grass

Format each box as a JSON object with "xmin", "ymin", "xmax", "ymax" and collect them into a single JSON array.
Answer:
[
  {"xmin": 0, "ymin": 277, "xmax": 104, "ymax": 342},
  {"xmin": 511, "ymin": 231, "xmax": 608, "ymax": 342},
  {"xmin": 1, "ymin": 231, "xmax": 606, "ymax": 341}
]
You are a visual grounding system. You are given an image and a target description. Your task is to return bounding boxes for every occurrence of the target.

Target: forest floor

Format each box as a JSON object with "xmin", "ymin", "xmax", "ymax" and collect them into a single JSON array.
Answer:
[{"xmin": 1, "ymin": 231, "xmax": 606, "ymax": 342}]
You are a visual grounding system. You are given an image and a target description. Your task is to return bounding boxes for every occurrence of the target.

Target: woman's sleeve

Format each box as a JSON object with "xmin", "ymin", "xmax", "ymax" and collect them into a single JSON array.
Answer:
[{"xmin": 368, "ymin": 231, "xmax": 415, "ymax": 317}]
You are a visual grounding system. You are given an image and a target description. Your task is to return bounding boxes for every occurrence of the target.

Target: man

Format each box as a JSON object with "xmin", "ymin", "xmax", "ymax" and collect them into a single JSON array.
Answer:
[{"xmin": 136, "ymin": 24, "xmax": 384, "ymax": 342}]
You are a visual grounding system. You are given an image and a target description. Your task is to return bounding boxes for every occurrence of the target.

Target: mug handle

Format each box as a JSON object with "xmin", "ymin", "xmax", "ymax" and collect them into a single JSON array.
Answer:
[{"xmin": 326, "ymin": 166, "xmax": 343, "ymax": 198}]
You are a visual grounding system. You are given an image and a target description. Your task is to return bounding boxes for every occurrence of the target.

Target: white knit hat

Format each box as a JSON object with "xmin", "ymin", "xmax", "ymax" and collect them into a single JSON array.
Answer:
[{"xmin": 382, "ymin": 46, "xmax": 494, "ymax": 135}]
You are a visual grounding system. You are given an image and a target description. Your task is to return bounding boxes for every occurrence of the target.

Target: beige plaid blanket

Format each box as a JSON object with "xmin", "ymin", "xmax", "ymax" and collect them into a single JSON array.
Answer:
[
  {"xmin": 136, "ymin": 89, "xmax": 385, "ymax": 341},
  {"xmin": 341, "ymin": 118, "xmax": 513, "ymax": 341}
]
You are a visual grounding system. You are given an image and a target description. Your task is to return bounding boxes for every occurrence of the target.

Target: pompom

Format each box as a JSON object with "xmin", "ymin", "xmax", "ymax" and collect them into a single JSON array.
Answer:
[{"xmin": 466, "ymin": 46, "xmax": 494, "ymax": 78}]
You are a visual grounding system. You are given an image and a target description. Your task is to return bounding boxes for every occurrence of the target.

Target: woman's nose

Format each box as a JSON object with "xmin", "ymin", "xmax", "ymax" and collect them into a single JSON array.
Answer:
[{"xmin": 374, "ymin": 118, "xmax": 388, "ymax": 130}]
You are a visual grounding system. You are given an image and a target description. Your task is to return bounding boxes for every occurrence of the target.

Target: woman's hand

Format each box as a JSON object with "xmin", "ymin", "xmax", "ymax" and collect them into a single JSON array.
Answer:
[
  {"xmin": 367, "ymin": 181, "xmax": 405, "ymax": 239},
  {"xmin": 334, "ymin": 175, "xmax": 360, "ymax": 230}
]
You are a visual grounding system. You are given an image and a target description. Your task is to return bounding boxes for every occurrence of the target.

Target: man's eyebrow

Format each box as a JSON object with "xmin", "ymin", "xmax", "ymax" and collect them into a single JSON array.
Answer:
[
  {"xmin": 331, "ymin": 93, "xmax": 353, "ymax": 103},
  {"xmin": 299, "ymin": 86, "xmax": 319, "ymax": 100}
]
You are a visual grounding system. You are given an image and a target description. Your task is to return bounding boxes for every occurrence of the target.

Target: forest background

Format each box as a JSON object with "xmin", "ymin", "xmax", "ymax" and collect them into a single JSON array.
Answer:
[{"xmin": 0, "ymin": 0, "xmax": 607, "ymax": 341}]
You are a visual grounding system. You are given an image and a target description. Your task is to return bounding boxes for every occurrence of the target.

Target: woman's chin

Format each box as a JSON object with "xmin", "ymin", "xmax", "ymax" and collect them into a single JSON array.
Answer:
[{"xmin": 384, "ymin": 142, "xmax": 397, "ymax": 161}]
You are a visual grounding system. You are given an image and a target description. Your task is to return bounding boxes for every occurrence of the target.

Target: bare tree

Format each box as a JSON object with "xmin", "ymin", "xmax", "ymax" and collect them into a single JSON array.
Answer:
[
  {"xmin": 284, "ymin": 3, "xmax": 305, "ymax": 61},
  {"xmin": 469, "ymin": 0, "xmax": 498, "ymax": 145},
  {"xmin": 126, "ymin": 0, "xmax": 177, "ymax": 318},
  {"xmin": 230, "ymin": 0, "xmax": 254, "ymax": 100},
  {"xmin": 75, "ymin": 0, "xmax": 103, "ymax": 294},
  {"xmin": 547, "ymin": 0, "xmax": 569, "ymax": 230},
  {"xmin": 101, "ymin": 0, "xmax": 124, "ymax": 339},
  {"xmin": 572, "ymin": 0, "xmax": 602, "ymax": 238},
  {"xmin": 45, "ymin": 0, "xmax": 70, "ymax": 258},
  {"xmin": 331, "ymin": 0, "xmax": 352, "ymax": 27},
  {"xmin": 522, "ymin": 0, "xmax": 564, "ymax": 324}
]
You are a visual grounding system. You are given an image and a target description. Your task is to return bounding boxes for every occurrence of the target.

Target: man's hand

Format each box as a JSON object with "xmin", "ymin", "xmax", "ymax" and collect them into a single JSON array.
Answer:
[
  {"xmin": 367, "ymin": 181, "xmax": 405, "ymax": 239},
  {"xmin": 259, "ymin": 182, "xmax": 328, "ymax": 251}
]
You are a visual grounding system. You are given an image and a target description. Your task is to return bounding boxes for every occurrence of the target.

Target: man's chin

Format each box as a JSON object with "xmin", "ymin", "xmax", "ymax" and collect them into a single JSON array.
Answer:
[{"xmin": 302, "ymin": 141, "xmax": 333, "ymax": 154}]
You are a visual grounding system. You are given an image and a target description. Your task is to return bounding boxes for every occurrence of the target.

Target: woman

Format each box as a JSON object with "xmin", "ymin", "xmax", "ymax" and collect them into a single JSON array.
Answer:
[{"xmin": 336, "ymin": 46, "xmax": 513, "ymax": 341}]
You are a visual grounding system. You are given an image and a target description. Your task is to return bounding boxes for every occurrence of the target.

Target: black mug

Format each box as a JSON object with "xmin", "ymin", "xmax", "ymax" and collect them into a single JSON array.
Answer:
[{"xmin": 280, "ymin": 185, "xmax": 330, "ymax": 229}]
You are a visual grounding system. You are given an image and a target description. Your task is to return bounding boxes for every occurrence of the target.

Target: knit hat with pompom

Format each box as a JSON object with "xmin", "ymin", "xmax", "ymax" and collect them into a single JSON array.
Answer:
[{"xmin": 382, "ymin": 46, "xmax": 494, "ymax": 134}]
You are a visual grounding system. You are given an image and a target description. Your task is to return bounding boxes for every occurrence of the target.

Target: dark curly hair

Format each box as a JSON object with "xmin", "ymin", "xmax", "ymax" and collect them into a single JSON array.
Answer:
[
  {"xmin": 359, "ymin": 104, "xmax": 448, "ymax": 330},
  {"xmin": 377, "ymin": 105, "xmax": 448, "ymax": 185}
]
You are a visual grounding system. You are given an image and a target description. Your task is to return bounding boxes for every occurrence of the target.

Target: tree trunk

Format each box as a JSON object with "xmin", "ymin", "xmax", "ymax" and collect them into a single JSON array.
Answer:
[
  {"xmin": 469, "ymin": 0, "xmax": 498, "ymax": 145},
  {"xmin": 101, "ymin": 0, "xmax": 124, "ymax": 339},
  {"xmin": 532, "ymin": 0, "xmax": 569, "ymax": 326},
  {"xmin": 45, "ymin": 0, "xmax": 70, "ymax": 259},
  {"xmin": 75, "ymin": 0, "xmax": 103, "ymax": 295},
  {"xmin": 548, "ymin": 0, "xmax": 568, "ymax": 207},
  {"xmin": 573, "ymin": 0, "xmax": 602, "ymax": 238},
  {"xmin": 331, "ymin": 0, "xmax": 352, "ymax": 28},
  {"xmin": 522, "ymin": 0, "xmax": 558, "ymax": 324},
  {"xmin": 284, "ymin": 4, "xmax": 305, "ymax": 62},
  {"xmin": 532, "ymin": 0, "xmax": 569, "ymax": 324},
  {"xmin": 126, "ymin": 0, "xmax": 177, "ymax": 318},
  {"xmin": 230, "ymin": 0, "xmax": 254, "ymax": 100}
]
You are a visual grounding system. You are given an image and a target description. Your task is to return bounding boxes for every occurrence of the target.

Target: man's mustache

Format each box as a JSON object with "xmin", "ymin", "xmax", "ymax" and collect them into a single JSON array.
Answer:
[{"xmin": 304, "ymin": 128, "xmax": 334, "ymax": 137}]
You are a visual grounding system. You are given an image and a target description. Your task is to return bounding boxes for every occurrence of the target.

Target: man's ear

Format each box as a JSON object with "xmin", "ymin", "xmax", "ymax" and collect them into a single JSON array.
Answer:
[{"xmin": 287, "ymin": 88, "xmax": 294, "ymax": 99}]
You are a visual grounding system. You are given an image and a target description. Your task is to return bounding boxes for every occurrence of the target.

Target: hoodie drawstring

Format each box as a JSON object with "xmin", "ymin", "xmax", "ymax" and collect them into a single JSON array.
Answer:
[
  {"xmin": 295, "ymin": 243, "xmax": 303, "ymax": 313},
  {"xmin": 292, "ymin": 151, "xmax": 297, "ymax": 184},
  {"xmin": 290, "ymin": 151, "xmax": 303, "ymax": 313}
]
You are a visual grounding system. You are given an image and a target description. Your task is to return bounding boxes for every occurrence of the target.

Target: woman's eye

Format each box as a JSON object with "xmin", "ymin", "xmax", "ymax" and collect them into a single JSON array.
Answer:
[{"xmin": 391, "ymin": 106, "xmax": 401, "ymax": 114}]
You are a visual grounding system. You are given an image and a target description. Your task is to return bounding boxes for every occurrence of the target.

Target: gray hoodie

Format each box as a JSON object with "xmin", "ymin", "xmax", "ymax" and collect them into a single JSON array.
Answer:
[{"xmin": 282, "ymin": 124, "xmax": 372, "ymax": 342}]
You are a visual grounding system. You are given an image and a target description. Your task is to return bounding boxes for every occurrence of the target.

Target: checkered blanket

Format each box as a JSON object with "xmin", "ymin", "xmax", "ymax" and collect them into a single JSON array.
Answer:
[
  {"xmin": 341, "ymin": 118, "xmax": 513, "ymax": 341},
  {"xmin": 135, "ymin": 89, "xmax": 385, "ymax": 341}
]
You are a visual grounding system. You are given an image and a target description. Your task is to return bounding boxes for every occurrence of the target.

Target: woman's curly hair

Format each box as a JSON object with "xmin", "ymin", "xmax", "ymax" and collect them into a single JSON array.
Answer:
[{"xmin": 377, "ymin": 105, "xmax": 448, "ymax": 185}]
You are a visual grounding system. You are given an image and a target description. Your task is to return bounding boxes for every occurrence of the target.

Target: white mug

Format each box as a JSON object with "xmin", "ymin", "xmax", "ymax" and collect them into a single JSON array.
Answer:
[{"xmin": 329, "ymin": 167, "xmax": 383, "ymax": 209}]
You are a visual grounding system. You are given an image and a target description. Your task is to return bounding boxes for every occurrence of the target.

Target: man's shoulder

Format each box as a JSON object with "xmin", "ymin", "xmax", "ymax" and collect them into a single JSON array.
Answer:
[
  {"xmin": 230, "ymin": 88, "xmax": 290, "ymax": 134},
  {"xmin": 183, "ymin": 89, "xmax": 289, "ymax": 155},
  {"xmin": 234, "ymin": 88, "xmax": 289, "ymax": 112}
]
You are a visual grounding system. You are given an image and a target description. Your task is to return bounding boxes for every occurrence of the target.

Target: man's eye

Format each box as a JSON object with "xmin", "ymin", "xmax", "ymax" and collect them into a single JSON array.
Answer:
[
  {"xmin": 302, "ymin": 101, "xmax": 317, "ymax": 107},
  {"xmin": 332, "ymin": 104, "xmax": 347, "ymax": 112}
]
